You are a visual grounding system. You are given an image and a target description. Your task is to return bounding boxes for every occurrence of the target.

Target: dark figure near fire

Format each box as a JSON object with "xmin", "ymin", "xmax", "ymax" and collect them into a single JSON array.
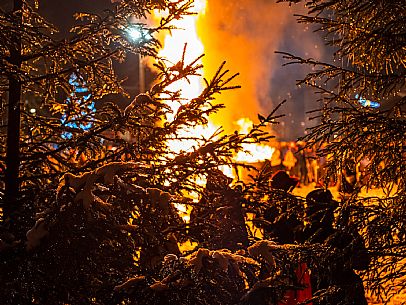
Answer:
[
  {"xmin": 189, "ymin": 169, "xmax": 249, "ymax": 251},
  {"xmin": 258, "ymin": 171, "xmax": 302, "ymax": 245},
  {"xmin": 255, "ymin": 170, "xmax": 369, "ymax": 305},
  {"xmin": 253, "ymin": 170, "xmax": 311, "ymax": 305},
  {"xmin": 301, "ymin": 189, "xmax": 370, "ymax": 305}
]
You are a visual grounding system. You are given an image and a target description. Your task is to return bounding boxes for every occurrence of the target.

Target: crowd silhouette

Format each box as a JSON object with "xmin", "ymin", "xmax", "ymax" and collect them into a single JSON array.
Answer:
[
  {"xmin": 252, "ymin": 170, "xmax": 370, "ymax": 305},
  {"xmin": 268, "ymin": 141, "xmax": 370, "ymax": 195},
  {"xmin": 189, "ymin": 164, "xmax": 370, "ymax": 305}
]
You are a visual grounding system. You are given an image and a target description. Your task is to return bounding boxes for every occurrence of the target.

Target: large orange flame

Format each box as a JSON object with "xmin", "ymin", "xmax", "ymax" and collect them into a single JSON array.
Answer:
[
  {"xmin": 154, "ymin": 0, "xmax": 274, "ymax": 174},
  {"xmin": 151, "ymin": 1, "xmax": 277, "ymax": 235},
  {"xmin": 154, "ymin": 0, "xmax": 219, "ymax": 157}
]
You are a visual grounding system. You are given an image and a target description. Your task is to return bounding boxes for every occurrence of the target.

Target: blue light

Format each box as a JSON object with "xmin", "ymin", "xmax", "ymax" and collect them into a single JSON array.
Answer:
[
  {"xmin": 355, "ymin": 94, "xmax": 380, "ymax": 108},
  {"xmin": 61, "ymin": 73, "xmax": 95, "ymax": 139}
]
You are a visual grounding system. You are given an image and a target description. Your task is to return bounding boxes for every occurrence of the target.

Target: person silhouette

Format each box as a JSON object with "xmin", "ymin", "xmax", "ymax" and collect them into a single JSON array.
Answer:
[
  {"xmin": 189, "ymin": 169, "xmax": 249, "ymax": 251},
  {"xmin": 301, "ymin": 189, "xmax": 369, "ymax": 305}
]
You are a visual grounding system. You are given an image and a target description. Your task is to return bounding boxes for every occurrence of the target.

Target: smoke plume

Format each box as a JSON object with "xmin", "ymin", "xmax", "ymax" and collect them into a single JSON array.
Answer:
[{"xmin": 197, "ymin": 0, "xmax": 324, "ymax": 137}]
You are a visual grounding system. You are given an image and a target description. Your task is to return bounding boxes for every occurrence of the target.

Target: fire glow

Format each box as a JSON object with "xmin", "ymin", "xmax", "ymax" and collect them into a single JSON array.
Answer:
[
  {"xmin": 154, "ymin": 0, "xmax": 275, "ymax": 172},
  {"xmin": 154, "ymin": 0, "xmax": 218, "ymax": 156},
  {"xmin": 234, "ymin": 118, "xmax": 275, "ymax": 163}
]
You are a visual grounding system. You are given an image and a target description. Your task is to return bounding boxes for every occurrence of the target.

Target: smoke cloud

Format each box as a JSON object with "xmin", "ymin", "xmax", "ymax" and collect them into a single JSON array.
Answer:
[{"xmin": 197, "ymin": 0, "xmax": 324, "ymax": 138}]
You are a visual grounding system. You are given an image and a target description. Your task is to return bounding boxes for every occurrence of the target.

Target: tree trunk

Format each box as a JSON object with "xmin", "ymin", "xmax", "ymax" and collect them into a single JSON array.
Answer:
[{"xmin": 3, "ymin": 0, "xmax": 23, "ymax": 219}]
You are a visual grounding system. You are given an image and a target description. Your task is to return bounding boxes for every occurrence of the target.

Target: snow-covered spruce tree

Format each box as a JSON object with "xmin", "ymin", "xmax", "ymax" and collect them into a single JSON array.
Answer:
[
  {"xmin": 278, "ymin": 0, "xmax": 406, "ymax": 302},
  {"xmin": 0, "ymin": 0, "xmax": 196, "ymax": 302},
  {"xmin": 116, "ymin": 242, "xmax": 321, "ymax": 305},
  {"xmin": 0, "ymin": 0, "xmax": 197, "ymax": 221}
]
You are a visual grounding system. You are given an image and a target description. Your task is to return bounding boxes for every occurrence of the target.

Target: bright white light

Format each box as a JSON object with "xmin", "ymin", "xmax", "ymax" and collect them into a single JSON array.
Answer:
[
  {"xmin": 30, "ymin": 108, "xmax": 36, "ymax": 114},
  {"xmin": 126, "ymin": 25, "xmax": 152, "ymax": 43},
  {"xmin": 127, "ymin": 27, "xmax": 142, "ymax": 42}
]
